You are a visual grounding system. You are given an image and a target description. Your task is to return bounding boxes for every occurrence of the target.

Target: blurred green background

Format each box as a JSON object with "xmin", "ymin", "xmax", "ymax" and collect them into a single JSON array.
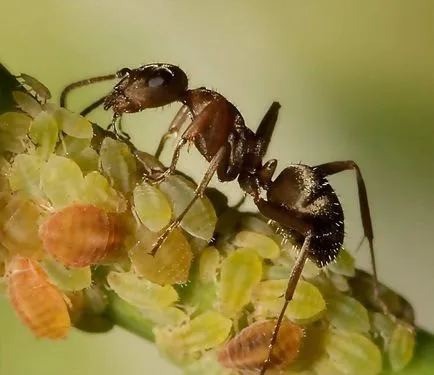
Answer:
[{"xmin": 0, "ymin": 1, "xmax": 433, "ymax": 374}]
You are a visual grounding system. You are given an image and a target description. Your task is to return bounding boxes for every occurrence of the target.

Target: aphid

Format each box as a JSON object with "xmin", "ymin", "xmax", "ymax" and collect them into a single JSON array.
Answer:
[
  {"xmin": 218, "ymin": 319, "xmax": 303, "ymax": 372},
  {"xmin": 17, "ymin": 73, "xmax": 52, "ymax": 102},
  {"xmin": 6, "ymin": 255, "xmax": 71, "ymax": 339},
  {"xmin": 61, "ymin": 63, "xmax": 397, "ymax": 375},
  {"xmin": 38, "ymin": 204, "xmax": 124, "ymax": 267}
]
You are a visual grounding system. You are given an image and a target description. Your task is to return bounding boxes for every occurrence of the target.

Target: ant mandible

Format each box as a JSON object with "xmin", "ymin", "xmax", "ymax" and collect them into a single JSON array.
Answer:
[{"xmin": 61, "ymin": 63, "xmax": 394, "ymax": 375}]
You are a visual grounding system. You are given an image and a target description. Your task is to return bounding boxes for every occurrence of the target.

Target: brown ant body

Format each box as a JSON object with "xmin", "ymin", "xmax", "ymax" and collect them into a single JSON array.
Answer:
[{"xmin": 61, "ymin": 63, "xmax": 392, "ymax": 375}]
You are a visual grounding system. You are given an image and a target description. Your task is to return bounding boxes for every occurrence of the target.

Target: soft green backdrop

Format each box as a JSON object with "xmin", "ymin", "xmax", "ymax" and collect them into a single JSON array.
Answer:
[{"xmin": 0, "ymin": 1, "xmax": 433, "ymax": 374}]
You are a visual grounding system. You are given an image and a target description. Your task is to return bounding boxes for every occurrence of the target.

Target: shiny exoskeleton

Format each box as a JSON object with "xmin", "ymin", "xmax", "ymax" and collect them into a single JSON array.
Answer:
[{"xmin": 61, "ymin": 63, "xmax": 391, "ymax": 375}]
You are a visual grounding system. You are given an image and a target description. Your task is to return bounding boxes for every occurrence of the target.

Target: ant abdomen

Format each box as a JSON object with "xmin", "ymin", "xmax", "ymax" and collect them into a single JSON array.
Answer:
[
  {"xmin": 218, "ymin": 319, "xmax": 303, "ymax": 372},
  {"xmin": 258, "ymin": 164, "xmax": 345, "ymax": 267}
]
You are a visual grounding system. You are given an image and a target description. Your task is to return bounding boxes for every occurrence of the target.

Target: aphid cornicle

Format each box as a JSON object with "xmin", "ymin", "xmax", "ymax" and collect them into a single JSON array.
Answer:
[
  {"xmin": 61, "ymin": 63, "xmax": 395, "ymax": 375},
  {"xmin": 218, "ymin": 319, "xmax": 303, "ymax": 372},
  {"xmin": 7, "ymin": 255, "xmax": 71, "ymax": 339},
  {"xmin": 38, "ymin": 204, "xmax": 125, "ymax": 267}
]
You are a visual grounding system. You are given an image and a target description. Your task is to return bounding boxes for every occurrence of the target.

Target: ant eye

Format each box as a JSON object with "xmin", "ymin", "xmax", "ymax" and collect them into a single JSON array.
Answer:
[
  {"xmin": 148, "ymin": 68, "xmax": 173, "ymax": 88},
  {"xmin": 116, "ymin": 68, "xmax": 131, "ymax": 78}
]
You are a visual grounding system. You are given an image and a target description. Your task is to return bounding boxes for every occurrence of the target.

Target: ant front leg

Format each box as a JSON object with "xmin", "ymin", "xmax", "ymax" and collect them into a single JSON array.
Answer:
[
  {"xmin": 145, "ymin": 99, "xmax": 224, "ymax": 184},
  {"xmin": 154, "ymin": 105, "xmax": 191, "ymax": 159},
  {"xmin": 149, "ymin": 146, "xmax": 227, "ymax": 255},
  {"xmin": 314, "ymin": 160, "xmax": 400, "ymax": 324}
]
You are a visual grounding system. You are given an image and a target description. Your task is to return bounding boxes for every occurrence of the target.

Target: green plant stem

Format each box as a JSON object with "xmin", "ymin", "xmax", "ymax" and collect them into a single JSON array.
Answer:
[{"xmin": 1, "ymin": 62, "xmax": 433, "ymax": 374}]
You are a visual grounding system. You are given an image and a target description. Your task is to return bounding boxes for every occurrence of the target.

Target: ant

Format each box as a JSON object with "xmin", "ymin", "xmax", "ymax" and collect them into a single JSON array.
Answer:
[{"xmin": 61, "ymin": 63, "xmax": 397, "ymax": 375}]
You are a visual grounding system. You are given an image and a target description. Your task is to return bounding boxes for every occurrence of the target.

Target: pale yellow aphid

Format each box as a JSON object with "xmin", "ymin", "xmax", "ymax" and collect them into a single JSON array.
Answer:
[
  {"xmin": 29, "ymin": 111, "xmax": 58, "ymax": 160},
  {"xmin": 56, "ymin": 135, "xmax": 99, "ymax": 175},
  {"xmin": 156, "ymin": 311, "xmax": 232, "ymax": 354},
  {"xmin": 107, "ymin": 271, "xmax": 178, "ymax": 310},
  {"xmin": 0, "ymin": 194, "xmax": 44, "ymax": 258},
  {"xmin": 141, "ymin": 306, "xmax": 188, "ymax": 327},
  {"xmin": 323, "ymin": 329, "xmax": 382, "ymax": 375},
  {"xmin": 279, "ymin": 244, "xmax": 321, "ymax": 279},
  {"xmin": 8, "ymin": 154, "xmax": 45, "ymax": 201},
  {"xmin": 133, "ymin": 182, "xmax": 172, "ymax": 232},
  {"xmin": 253, "ymin": 279, "xmax": 326, "ymax": 323},
  {"xmin": 12, "ymin": 91, "xmax": 43, "ymax": 118},
  {"xmin": 313, "ymin": 355, "xmax": 346, "ymax": 375},
  {"xmin": 232, "ymin": 231, "xmax": 280, "ymax": 259},
  {"xmin": 0, "ymin": 112, "xmax": 32, "ymax": 136},
  {"xmin": 329, "ymin": 272, "xmax": 350, "ymax": 292},
  {"xmin": 327, "ymin": 248, "xmax": 355, "ymax": 277},
  {"xmin": 53, "ymin": 107, "xmax": 93, "ymax": 139},
  {"xmin": 41, "ymin": 154, "xmax": 83, "ymax": 207},
  {"xmin": 198, "ymin": 246, "xmax": 220, "ymax": 283},
  {"xmin": 160, "ymin": 175, "xmax": 217, "ymax": 241},
  {"xmin": 218, "ymin": 247, "xmax": 262, "ymax": 317},
  {"xmin": 326, "ymin": 294, "xmax": 370, "ymax": 333},
  {"xmin": 40, "ymin": 258, "xmax": 92, "ymax": 292},
  {"xmin": 80, "ymin": 171, "xmax": 127, "ymax": 213},
  {"xmin": 388, "ymin": 323, "xmax": 416, "ymax": 371},
  {"xmin": 129, "ymin": 226, "xmax": 193, "ymax": 285},
  {"xmin": 100, "ymin": 137, "xmax": 137, "ymax": 194}
]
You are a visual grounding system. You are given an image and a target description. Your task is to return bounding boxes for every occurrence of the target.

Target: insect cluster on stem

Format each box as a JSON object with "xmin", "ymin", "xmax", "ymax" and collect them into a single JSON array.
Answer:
[{"xmin": 0, "ymin": 68, "xmax": 416, "ymax": 375}]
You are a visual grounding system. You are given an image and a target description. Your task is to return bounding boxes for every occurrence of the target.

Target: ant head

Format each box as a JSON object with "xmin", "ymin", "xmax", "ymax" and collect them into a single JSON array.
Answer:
[{"xmin": 104, "ymin": 63, "xmax": 188, "ymax": 114}]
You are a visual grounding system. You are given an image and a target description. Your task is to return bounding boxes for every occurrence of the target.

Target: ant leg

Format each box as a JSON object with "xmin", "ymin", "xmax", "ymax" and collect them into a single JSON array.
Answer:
[
  {"xmin": 149, "ymin": 146, "xmax": 227, "ymax": 255},
  {"xmin": 254, "ymin": 199, "xmax": 313, "ymax": 375},
  {"xmin": 314, "ymin": 160, "xmax": 392, "ymax": 319},
  {"xmin": 60, "ymin": 74, "xmax": 116, "ymax": 109},
  {"xmin": 145, "ymin": 99, "xmax": 224, "ymax": 184},
  {"xmin": 255, "ymin": 102, "xmax": 281, "ymax": 159},
  {"xmin": 155, "ymin": 105, "xmax": 191, "ymax": 159}
]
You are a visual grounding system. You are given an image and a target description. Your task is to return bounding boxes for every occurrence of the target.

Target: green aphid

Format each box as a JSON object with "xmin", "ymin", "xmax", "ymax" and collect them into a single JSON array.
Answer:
[
  {"xmin": 160, "ymin": 175, "xmax": 217, "ymax": 241},
  {"xmin": 0, "ymin": 112, "xmax": 32, "ymax": 136},
  {"xmin": 100, "ymin": 137, "xmax": 137, "ymax": 194},
  {"xmin": 198, "ymin": 246, "xmax": 220, "ymax": 283},
  {"xmin": 41, "ymin": 258, "xmax": 92, "ymax": 292},
  {"xmin": 157, "ymin": 311, "xmax": 232, "ymax": 354},
  {"xmin": 54, "ymin": 107, "xmax": 93, "ymax": 139},
  {"xmin": 41, "ymin": 154, "xmax": 83, "ymax": 207},
  {"xmin": 107, "ymin": 271, "xmax": 178, "ymax": 310},
  {"xmin": 12, "ymin": 91, "xmax": 42, "ymax": 118},
  {"xmin": 80, "ymin": 171, "xmax": 127, "ymax": 213},
  {"xmin": 8, "ymin": 153, "xmax": 45, "ymax": 201},
  {"xmin": 326, "ymin": 294, "xmax": 370, "ymax": 333},
  {"xmin": 133, "ymin": 182, "xmax": 172, "ymax": 232},
  {"xmin": 327, "ymin": 248, "xmax": 355, "ymax": 277},
  {"xmin": 324, "ymin": 329, "xmax": 382, "ymax": 375},
  {"xmin": 218, "ymin": 247, "xmax": 262, "ymax": 317},
  {"xmin": 29, "ymin": 111, "xmax": 58, "ymax": 160},
  {"xmin": 253, "ymin": 279, "xmax": 326, "ymax": 323},
  {"xmin": 388, "ymin": 323, "xmax": 416, "ymax": 371},
  {"xmin": 232, "ymin": 230, "xmax": 280, "ymax": 259}
]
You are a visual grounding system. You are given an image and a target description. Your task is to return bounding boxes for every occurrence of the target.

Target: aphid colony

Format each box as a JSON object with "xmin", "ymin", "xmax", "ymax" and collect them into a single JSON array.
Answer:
[{"xmin": 0, "ymin": 79, "xmax": 416, "ymax": 375}]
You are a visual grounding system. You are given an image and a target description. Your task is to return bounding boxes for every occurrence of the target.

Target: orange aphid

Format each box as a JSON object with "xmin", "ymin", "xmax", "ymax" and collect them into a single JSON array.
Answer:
[
  {"xmin": 38, "ymin": 204, "xmax": 124, "ymax": 267},
  {"xmin": 218, "ymin": 319, "xmax": 303, "ymax": 372},
  {"xmin": 7, "ymin": 256, "xmax": 71, "ymax": 339}
]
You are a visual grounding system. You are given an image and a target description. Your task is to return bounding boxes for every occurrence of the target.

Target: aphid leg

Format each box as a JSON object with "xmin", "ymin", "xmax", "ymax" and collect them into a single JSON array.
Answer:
[
  {"xmin": 261, "ymin": 233, "xmax": 312, "ymax": 375},
  {"xmin": 255, "ymin": 101, "xmax": 281, "ymax": 159},
  {"xmin": 60, "ymin": 74, "xmax": 116, "ymax": 109},
  {"xmin": 145, "ymin": 99, "xmax": 224, "ymax": 184},
  {"xmin": 155, "ymin": 105, "xmax": 191, "ymax": 159},
  {"xmin": 149, "ymin": 146, "xmax": 226, "ymax": 255},
  {"xmin": 314, "ymin": 160, "xmax": 396, "ymax": 322}
]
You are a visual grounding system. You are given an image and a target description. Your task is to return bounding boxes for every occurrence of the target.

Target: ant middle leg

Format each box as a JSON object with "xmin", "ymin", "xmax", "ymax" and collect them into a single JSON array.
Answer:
[
  {"xmin": 149, "ymin": 145, "xmax": 227, "ymax": 255},
  {"xmin": 313, "ymin": 160, "xmax": 398, "ymax": 322}
]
